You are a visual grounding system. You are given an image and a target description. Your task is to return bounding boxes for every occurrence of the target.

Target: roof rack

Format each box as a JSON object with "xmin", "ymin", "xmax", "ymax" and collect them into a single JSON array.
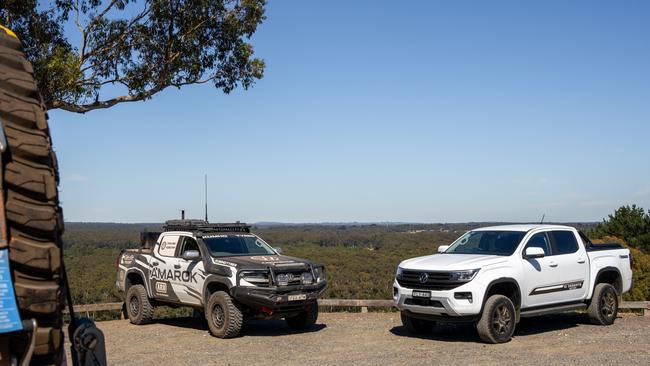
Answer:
[{"xmin": 163, "ymin": 219, "xmax": 251, "ymax": 233}]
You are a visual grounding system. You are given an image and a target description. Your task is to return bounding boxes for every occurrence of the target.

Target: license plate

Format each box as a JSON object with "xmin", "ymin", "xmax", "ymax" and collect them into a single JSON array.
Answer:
[
  {"xmin": 288, "ymin": 294, "xmax": 307, "ymax": 301},
  {"xmin": 412, "ymin": 290, "xmax": 431, "ymax": 298}
]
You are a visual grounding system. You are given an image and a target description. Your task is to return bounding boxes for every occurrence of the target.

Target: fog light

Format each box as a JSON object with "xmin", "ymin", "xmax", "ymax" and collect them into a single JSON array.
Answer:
[
  {"xmin": 393, "ymin": 287, "xmax": 398, "ymax": 297},
  {"xmin": 276, "ymin": 274, "xmax": 289, "ymax": 286},
  {"xmin": 301, "ymin": 272, "xmax": 314, "ymax": 285},
  {"xmin": 454, "ymin": 292, "xmax": 473, "ymax": 303}
]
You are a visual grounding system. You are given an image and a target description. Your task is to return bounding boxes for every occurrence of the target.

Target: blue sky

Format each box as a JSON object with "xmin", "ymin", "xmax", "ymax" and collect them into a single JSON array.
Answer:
[{"xmin": 48, "ymin": 0, "xmax": 650, "ymax": 223}]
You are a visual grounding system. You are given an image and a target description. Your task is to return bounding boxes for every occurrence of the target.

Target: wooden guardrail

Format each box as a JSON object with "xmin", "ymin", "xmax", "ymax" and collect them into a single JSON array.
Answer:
[{"xmin": 64, "ymin": 299, "xmax": 650, "ymax": 317}]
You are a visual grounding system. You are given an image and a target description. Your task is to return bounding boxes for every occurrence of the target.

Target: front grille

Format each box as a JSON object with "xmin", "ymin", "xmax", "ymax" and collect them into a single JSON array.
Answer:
[
  {"xmin": 274, "ymin": 270, "xmax": 310, "ymax": 286},
  {"xmin": 405, "ymin": 298, "xmax": 444, "ymax": 307},
  {"xmin": 397, "ymin": 270, "xmax": 464, "ymax": 291}
]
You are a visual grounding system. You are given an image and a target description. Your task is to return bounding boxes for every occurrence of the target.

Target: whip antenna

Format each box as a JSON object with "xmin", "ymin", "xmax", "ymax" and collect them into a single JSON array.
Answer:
[{"xmin": 204, "ymin": 174, "xmax": 208, "ymax": 222}]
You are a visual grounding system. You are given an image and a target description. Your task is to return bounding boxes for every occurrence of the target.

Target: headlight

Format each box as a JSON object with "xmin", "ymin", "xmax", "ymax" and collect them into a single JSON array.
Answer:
[
  {"xmin": 241, "ymin": 271, "xmax": 270, "ymax": 286},
  {"xmin": 313, "ymin": 266, "xmax": 326, "ymax": 283},
  {"xmin": 449, "ymin": 269, "xmax": 480, "ymax": 281},
  {"xmin": 396, "ymin": 267, "xmax": 404, "ymax": 280}
]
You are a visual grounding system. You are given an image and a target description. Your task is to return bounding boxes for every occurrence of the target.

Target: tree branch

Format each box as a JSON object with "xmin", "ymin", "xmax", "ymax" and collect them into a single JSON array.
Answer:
[{"xmin": 48, "ymin": 84, "xmax": 166, "ymax": 113}]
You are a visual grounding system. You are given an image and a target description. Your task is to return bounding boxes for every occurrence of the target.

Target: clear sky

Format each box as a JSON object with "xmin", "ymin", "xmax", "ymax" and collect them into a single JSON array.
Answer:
[{"xmin": 48, "ymin": 0, "xmax": 650, "ymax": 223}]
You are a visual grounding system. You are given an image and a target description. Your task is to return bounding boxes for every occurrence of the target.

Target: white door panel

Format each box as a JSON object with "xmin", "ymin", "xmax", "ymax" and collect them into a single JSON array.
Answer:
[{"xmin": 522, "ymin": 230, "xmax": 589, "ymax": 308}]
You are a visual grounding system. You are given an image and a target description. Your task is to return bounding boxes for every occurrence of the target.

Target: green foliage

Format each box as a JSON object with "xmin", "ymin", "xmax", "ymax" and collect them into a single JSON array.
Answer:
[
  {"xmin": 1, "ymin": 0, "xmax": 266, "ymax": 113},
  {"xmin": 590, "ymin": 205, "xmax": 650, "ymax": 253},
  {"xmin": 626, "ymin": 247, "xmax": 650, "ymax": 301}
]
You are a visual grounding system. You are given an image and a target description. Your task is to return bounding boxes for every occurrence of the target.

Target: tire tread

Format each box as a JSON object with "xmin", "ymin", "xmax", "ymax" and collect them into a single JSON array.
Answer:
[{"xmin": 0, "ymin": 32, "xmax": 64, "ymax": 365}]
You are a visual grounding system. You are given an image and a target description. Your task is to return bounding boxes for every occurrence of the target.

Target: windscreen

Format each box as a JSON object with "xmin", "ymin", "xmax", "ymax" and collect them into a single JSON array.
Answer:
[
  {"xmin": 445, "ymin": 231, "xmax": 525, "ymax": 256},
  {"xmin": 203, "ymin": 234, "xmax": 276, "ymax": 257}
]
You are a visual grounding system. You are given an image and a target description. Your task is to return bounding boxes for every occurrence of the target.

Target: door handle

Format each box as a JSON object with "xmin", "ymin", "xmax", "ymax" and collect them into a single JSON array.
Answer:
[
  {"xmin": 174, "ymin": 264, "xmax": 181, "ymax": 269},
  {"xmin": 549, "ymin": 261, "xmax": 558, "ymax": 268},
  {"xmin": 577, "ymin": 258, "xmax": 586, "ymax": 264},
  {"xmin": 152, "ymin": 261, "xmax": 159, "ymax": 266}
]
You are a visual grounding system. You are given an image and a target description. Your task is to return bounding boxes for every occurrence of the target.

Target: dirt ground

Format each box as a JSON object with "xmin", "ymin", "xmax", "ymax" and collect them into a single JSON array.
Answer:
[{"xmin": 65, "ymin": 312, "xmax": 650, "ymax": 365}]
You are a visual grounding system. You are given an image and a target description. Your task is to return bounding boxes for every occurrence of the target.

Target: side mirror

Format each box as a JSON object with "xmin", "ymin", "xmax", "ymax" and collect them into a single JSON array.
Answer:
[
  {"xmin": 524, "ymin": 247, "xmax": 545, "ymax": 259},
  {"xmin": 182, "ymin": 250, "xmax": 200, "ymax": 260},
  {"xmin": 274, "ymin": 247, "xmax": 283, "ymax": 254},
  {"xmin": 438, "ymin": 245, "xmax": 449, "ymax": 253}
]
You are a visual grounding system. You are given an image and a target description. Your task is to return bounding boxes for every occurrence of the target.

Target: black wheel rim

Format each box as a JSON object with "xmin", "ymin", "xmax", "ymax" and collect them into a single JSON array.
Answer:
[
  {"xmin": 600, "ymin": 290, "xmax": 617, "ymax": 319},
  {"xmin": 212, "ymin": 304, "xmax": 225, "ymax": 329},
  {"xmin": 130, "ymin": 296, "xmax": 140, "ymax": 316},
  {"xmin": 491, "ymin": 304, "xmax": 512, "ymax": 336}
]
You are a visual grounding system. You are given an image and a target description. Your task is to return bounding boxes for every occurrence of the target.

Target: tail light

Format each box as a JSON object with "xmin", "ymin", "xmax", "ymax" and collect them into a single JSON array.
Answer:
[
  {"xmin": 629, "ymin": 251, "xmax": 634, "ymax": 269},
  {"xmin": 115, "ymin": 253, "xmax": 121, "ymax": 270}
]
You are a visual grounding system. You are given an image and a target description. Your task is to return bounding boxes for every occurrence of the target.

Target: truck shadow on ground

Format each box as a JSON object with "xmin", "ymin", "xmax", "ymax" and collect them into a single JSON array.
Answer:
[
  {"xmin": 154, "ymin": 316, "xmax": 326, "ymax": 337},
  {"xmin": 390, "ymin": 312, "xmax": 594, "ymax": 342}
]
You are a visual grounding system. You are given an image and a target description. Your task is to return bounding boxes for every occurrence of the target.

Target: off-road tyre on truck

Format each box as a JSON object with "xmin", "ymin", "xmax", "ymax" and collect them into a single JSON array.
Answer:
[
  {"xmin": 0, "ymin": 28, "xmax": 65, "ymax": 364},
  {"xmin": 587, "ymin": 283, "xmax": 618, "ymax": 325},
  {"xmin": 476, "ymin": 294, "xmax": 516, "ymax": 344},
  {"xmin": 285, "ymin": 302, "xmax": 319, "ymax": 330},
  {"xmin": 205, "ymin": 291, "xmax": 243, "ymax": 338},
  {"xmin": 400, "ymin": 311, "xmax": 435, "ymax": 334},
  {"xmin": 125, "ymin": 284, "xmax": 154, "ymax": 325}
]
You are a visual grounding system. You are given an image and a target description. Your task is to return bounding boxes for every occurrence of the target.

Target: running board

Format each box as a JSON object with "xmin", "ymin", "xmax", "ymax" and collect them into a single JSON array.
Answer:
[{"xmin": 520, "ymin": 302, "xmax": 587, "ymax": 318}]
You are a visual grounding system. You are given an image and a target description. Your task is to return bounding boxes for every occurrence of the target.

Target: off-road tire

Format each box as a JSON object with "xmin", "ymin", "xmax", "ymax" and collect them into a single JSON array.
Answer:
[
  {"xmin": 205, "ymin": 291, "xmax": 243, "ymax": 338},
  {"xmin": 125, "ymin": 285, "xmax": 154, "ymax": 325},
  {"xmin": 1, "ymin": 29, "xmax": 65, "ymax": 364},
  {"xmin": 477, "ymin": 294, "xmax": 516, "ymax": 344},
  {"xmin": 588, "ymin": 283, "xmax": 618, "ymax": 325},
  {"xmin": 285, "ymin": 302, "xmax": 318, "ymax": 330},
  {"xmin": 400, "ymin": 311, "xmax": 434, "ymax": 334}
]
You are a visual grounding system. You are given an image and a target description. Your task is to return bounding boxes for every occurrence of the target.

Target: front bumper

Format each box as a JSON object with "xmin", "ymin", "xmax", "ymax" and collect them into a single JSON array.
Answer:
[
  {"xmin": 232, "ymin": 281, "xmax": 327, "ymax": 311},
  {"xmin": 393, "ymin": 279, "xmax": 482, "ymax": 319}
]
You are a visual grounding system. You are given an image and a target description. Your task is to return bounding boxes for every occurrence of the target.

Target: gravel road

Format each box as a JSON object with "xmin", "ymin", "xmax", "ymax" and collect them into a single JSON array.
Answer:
[{"xmin": 66, "ymin": 312, "xmax": 650, "ymax": 365}]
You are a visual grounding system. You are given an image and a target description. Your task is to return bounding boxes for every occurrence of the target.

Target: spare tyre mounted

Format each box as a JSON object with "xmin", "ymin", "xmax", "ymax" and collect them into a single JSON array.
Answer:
[{"xmin": 0, "ymin": 25, "xmax": 105, "ymax": 365}]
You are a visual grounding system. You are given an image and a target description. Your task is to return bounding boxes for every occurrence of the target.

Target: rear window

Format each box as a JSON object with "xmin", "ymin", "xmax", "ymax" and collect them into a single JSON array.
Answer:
[{"xmin": 550, "ymin": 231, "xmax": 579, "ymax": 255}]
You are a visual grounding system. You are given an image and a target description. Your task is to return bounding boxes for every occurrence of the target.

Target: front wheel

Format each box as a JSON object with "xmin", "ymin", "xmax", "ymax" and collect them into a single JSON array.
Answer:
[
  {"xmin": 476, "ymin": 294, "xmax": 516, "ymax": 343},
  {"xmin": 205, "ymin": 291, "xmax": 243, "ymax": 338},
  {"xmin": 286, "ymin": 303, "xmax": 319, "ymax": 330},
  {"xmin": 588, "ymin": 283, "xmax": 618, "ymax": 325},
  {"xmin": 400, "ymin": 311, "xmax": 435, "ymax": 334}
]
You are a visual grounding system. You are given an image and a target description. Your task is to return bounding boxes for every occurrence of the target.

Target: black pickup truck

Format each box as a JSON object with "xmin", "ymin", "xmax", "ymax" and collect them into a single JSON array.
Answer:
[{"xmin": 116, "ymin": 220, "xmax": 327, "ymax": 338}]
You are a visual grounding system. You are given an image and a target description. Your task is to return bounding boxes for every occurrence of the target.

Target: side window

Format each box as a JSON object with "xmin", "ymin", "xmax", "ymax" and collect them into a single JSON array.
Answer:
[
  {"xmin": 158, "ymin": 235, "xmax": 180, "ymax": 257},
  {"xmin": 549, "ymin": 231, "xmax": 579, "ymax": 255},
  {"xmin": 525, "ymin": 232, "xmax": 551, "ymax": 255},
  {"xmin": 178, "ymin": 236, "xmax": 199, "ymax": 257}
]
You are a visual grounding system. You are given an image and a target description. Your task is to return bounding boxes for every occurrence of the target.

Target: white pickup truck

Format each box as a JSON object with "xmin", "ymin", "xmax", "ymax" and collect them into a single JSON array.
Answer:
[{"xmin": 394, "ymin": 224, "xmax": 633, "ymax": 343}]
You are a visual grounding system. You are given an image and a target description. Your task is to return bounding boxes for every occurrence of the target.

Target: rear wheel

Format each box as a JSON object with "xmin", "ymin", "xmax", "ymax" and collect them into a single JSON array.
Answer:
[
  {"xmin": 285, "ymin": 303, "xmax": 319, "ymax": 330},
  {"xmin": 1, "ymin": 28, "xmax": 65, "ymax": 365},
  {"xmin": 205, "ymin": 291, "xmax": 243, "ymax": 338},
  {"xmin": 125, "ymin": 285, "xmax": 154, "ymax": 325},
  {"xmin": 400, "ymin": 311, "xmax": 435, "ymax": 334},
  {"xmin": 476, "ymin": 294, "xmax": 516, "ymax": 344},
  {"xmin": 588, "ymin": 283, "xmax": 618, "ymax": 325}
]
